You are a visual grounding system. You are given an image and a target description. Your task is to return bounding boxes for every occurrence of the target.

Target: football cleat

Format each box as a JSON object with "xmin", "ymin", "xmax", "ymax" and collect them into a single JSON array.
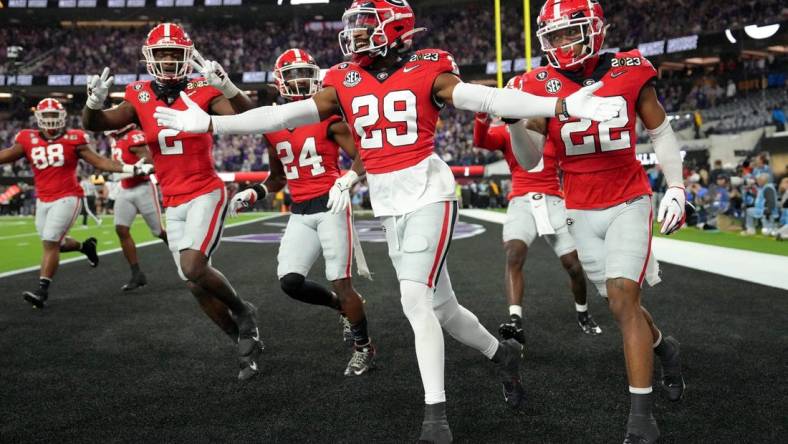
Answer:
[
  {"xmin": 577, "ymin": 311, "xmax": 602, "ymax": 335},
  {"xmin": 236, "ymin": 301, "xmax": 264, "ymax": 381},
  {"xmin": 340, "ymin": 314, "xmax": 353, "ymax": 347},
  {"xmin": 81, "ymin": 237, "xmax": 99, "ymax": 267},
  {"xmin": 498, "ymin": 314, "xmax": 525, "ymax": 344},
  {"xmin": 624, "ymin": 414, "xmax": 660, "ymax": 444},
  {"xmin": 418, "ymin": 403, "xmax": 452, "ymax": 444},
  {"xmin": 344, "ymin": 343, "xmax": 376, "ymax": 376},
  {"xmin": 495, "ymin": 339, "xmax": 525, "ymax": 408},
  {"xmin": 659, "ymin": 336, "xmax": 685, "ymax": 402},
  {"xmin": 121, "ymin": 271, "xmax": 148, "ymax": 292},
  {"xmin": 23, "ymin": 289, "xmax": 48, "ymax": 309}
]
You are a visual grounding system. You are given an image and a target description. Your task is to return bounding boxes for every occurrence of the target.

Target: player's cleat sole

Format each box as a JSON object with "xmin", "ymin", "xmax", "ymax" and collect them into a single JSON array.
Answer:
[
  {"xmin": 23, "ymin": 289, "xmax": 48, "ymax": 309},
  {"xmin": 340, "ymin": 314, "xmax": 353, "ymax": 347},
  {"xmin": 624, "ymin": 413, "xmax": 660, "ymax": 444},
  {"xmin": 578, "ymin": 312, "xmax": 602, "ymax": 335},
  {"xmin": 81, "ymin": 237, "xmax": 99, "ymax": 267},
  {"xmin": 496, "ymin": 339, "xmax": 525, "ymax": 408},
  {"xmin": 121, "ymin": 271, "xmax": 148, "ymax": 292},
  {"xmin": 344, "ymin": 343, "xmax": 376, "ymax": 376},
  {"xmin": 660, "ymin": 336, "xmax": 685, "ymax": 402},
  {"xmin": 498, "ymin": 314, "xmax": 525, "ymax": 344}
]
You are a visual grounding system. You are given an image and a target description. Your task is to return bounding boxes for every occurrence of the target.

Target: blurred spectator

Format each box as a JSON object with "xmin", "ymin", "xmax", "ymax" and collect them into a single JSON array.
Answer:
[
  {"xmin": 742, "ymin": 173, "xmax": 779, "ymax": 236},
  {"xmin": 772, "ymin": 105, "xmax": 786, "ymax": 132}
]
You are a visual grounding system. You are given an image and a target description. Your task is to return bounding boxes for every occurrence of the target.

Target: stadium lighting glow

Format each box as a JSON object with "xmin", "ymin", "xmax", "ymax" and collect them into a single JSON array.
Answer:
[{"xmin": 744, "ymin": 24, "xmax": 781, "ymax": 40}]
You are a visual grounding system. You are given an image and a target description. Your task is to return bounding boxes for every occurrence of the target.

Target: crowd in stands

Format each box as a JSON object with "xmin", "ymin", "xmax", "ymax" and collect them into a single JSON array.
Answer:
[{"xmin": 2, "ymin": 0, "xmax": 785, "ymax": 75}]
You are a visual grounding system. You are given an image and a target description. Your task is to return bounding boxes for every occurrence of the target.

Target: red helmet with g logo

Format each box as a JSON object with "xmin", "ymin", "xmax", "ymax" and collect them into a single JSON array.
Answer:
[
  {"xmin": 273, "ymin": 49, "xmax": 321, "ymax": 101},
  {"xmin": 142, "ymin": 23, "xmax": 194, "ymax": 82},
  {"xmin": 537, "ymin": 0, "xmax": 606, "ymax": 70},
  {"xmin": 338, "ymin": 0, "xmax": 417, "ymax": 67},
  {"xmin": 34, "ymin": 98, "xmax": 67, "ymax": 131}
]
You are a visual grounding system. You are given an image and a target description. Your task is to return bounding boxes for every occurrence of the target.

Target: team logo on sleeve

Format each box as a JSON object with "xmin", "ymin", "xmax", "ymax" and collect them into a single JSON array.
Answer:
[
  {"xmin": 338, "ymin": 63, "xmax": 349, "ymax": 69},
  {"xmin": 343, "ymin": 71, "xmax": 362, "ymax": 88},
  {"xmin": 536, "ymin": 71, "xmax": 548, "ymax": 81},
  {"xmin": 545, "ymin": 79, "xmax": 562, "ymax": 94},
  {"xmin": 376, "ymin": 72, "xmax": 389, "ymax": 80},
  {"xmin": 138, "ymin": 91, "xmax": 151, "ymax": 103},
  {"xmin": 133, "ymin": 83, "xmax": 143, "ymax": 91}
]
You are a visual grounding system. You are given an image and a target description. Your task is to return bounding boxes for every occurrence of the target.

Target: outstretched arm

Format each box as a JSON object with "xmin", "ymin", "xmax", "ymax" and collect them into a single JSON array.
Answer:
[
  {"xmin": 77, "ymin": 144, "xmax": 151, "ymax": 176},
  {"xmin": 82, "ymin": 101, "xmax": 138, "ymax": 132},
  {"xmin": 0, "ymin": 143, "xmax": 25, "ymax": 164},
  {"xmin": 155, "ymin": 87, "xmax": 341, "ymax": 135}
]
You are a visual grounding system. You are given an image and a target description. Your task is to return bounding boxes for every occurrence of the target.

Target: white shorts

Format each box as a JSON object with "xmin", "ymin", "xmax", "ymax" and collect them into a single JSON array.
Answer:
[
  {"xmin": 277, "ymin": 206, "xmax": 354, "ymax": 282},
  {"xmin": 166, "ymin": 187, "xmax": 227, "ymax": 259},
  {"xmin": 35, "ymin": 196, "xmax": 82, "ymax": 243},
  {"xmin": 503, "ymin": 193, "xmax": 576, "ymax": 257},
  {"xmin": 567, "ymin": 195, "xmax": 660, "ymax": 297},
  {"xmin": 381, "ymin": 200, "xmax": 457, "ymax": 288},
  {"xmin": 114, "ymin": 182, "xmax": 163, "ymax": 237}
]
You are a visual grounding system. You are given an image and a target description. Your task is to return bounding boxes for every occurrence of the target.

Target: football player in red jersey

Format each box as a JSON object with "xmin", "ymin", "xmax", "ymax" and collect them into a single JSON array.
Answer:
[
  {"xmin": 229, "ymin": 48, "xmax": 376, "ymax": 376},
  {"xmin": 107, "ymin": 123, "xmax": 168, "ymax": 291},
  {"xmin": 81, "ymin": 23, "xmax": 264, "ymax": 380},
  {"xmin": 154, "ymin": 1, "xmax": 625, "ymax": 439},
  {"xmin": 474, "ymin": 79, "xmax": 601, "ymax": 340},
  {"xmin": 495, "ymin": 1, "xmax": 686, "ymax": 442},
  {"xmin": 0, "ymin": 98, "xmax": 152, "ymax": 308}
]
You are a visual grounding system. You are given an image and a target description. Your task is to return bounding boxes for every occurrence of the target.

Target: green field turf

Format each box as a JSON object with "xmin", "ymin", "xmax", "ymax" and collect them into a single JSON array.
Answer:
[
  {"xmin": 0, "ymin": 213, "xmax": 275, "ymax": 274},
  {"xmin": 488, "ymin": 207, "xmax": 788, "ymax": 256}
]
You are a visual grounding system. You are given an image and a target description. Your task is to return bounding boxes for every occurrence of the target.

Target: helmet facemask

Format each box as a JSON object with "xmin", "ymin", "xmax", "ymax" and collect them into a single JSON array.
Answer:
[
  {"xmin": 35, "ymin": 109, "xmax": 66, "ymax": 132},
  {"xmin": 537, "ymin": 15, "xmax": 605, "ymax": 69},
  {"xmin": 275, "ymin": 64, "xmax": 321, "ymax": 100},
  {"xmin": 339, "ymin": 8, "xmax": 392, "ymax": 58},
  {"xmin": 142, "ymin": 46, "xmax": 193, "ymax": 83}
]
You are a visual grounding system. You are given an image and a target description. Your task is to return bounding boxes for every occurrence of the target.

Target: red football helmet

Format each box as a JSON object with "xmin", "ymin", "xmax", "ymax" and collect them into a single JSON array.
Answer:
[
  {"xmin": 142, "ymin": 23, "xmax": 194, "ymax": 83},
  {"xmin": 34, "ymin": 98, "xmax": 67, "ymax": 132},
  {"xmin": 338, "ymin": 0, "xmax": 417, "ymax": 67},
  {"xmin": 273, "ymin": 49, "xmax": 321, "ymax": 100},
  {"xmin": 536, "ymin": 0, "xmax": 606, "ymax": 70}
]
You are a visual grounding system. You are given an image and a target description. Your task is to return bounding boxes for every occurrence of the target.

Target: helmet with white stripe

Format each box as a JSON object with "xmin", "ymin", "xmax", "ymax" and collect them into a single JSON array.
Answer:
[
  {"xmin": 142, "ymin": 23, "xmax": 194, "ymax": 83},
  {"xmin": 273, "ymin": 49, "xmax": 321, "ymax": 101},
  {"xmin": 34, "ymin": 98, "xmax": 67, "ymax": 132}
]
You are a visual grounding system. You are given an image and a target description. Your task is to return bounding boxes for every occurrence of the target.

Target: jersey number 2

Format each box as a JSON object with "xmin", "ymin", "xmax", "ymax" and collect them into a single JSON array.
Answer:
[
  {"xmin": 560, "ymin": 96, "xmax": 631, "ymax": 156},
  {"xmin": 158, "ymin": 129, "xmax": 183, "ymax": 155}
]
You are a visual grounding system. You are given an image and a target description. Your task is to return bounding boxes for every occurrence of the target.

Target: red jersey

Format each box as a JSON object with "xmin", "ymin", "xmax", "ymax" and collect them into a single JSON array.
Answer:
[
  {"xmin": 112, "ymin": 129, "xmax": 149, "ymax": 189},
  {"xmin": 473, "ymin": 118, "xmax": 562, "ymax": 199},
  {"xmin": 519, "ymin": 49, "xmax": 655, "ymax": 209},
  {"xmin": 321, "ymin": 49, "xmax": 460, "ymax": 175},
  {"xmin": 125, "ymin": 79, "xmax": 223, "ymax": 207},
  {"xmin": 263, "ymin": 116, "xmax": 343, "ymax": 203},
  {"xmin": 15, "ymin": 129, "xmax": 86, "ymax": 202}
]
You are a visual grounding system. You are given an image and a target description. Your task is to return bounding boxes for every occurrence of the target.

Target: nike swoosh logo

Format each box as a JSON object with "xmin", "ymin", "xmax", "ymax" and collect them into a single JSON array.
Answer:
[
  {"xmin": 403, "ymin": 65, "xmax": 420, "ymax": 73},
  {"xmin": 249, "ymin": 361, "xmax": 258, "ymax": 371},
  {"xmin": 610, "ymin": 71, "xmax": 627, "ymax": 78}
]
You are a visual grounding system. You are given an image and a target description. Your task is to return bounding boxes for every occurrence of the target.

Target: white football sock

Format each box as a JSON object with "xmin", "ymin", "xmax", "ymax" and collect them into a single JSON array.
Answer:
[
  {"xmin": 509, "ymin": 305, "xmax": 523, "ymax": 318},
  {"xmin": 575, "ymin": 303, "xmax": 588, "ymax": 312},
  {"xmin": 433, "ymin": 267, "xmax": 499, "ymax": 359},
  {"xmin": 400, "ymin": 279, "xmax": 446, "ymax": 405}
]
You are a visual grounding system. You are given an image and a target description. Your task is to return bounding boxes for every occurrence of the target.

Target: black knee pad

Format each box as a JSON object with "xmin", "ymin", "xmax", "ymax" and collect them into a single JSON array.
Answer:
[{"xmin": 280, "ymin": 273, "xmax": 305, "ymax": 296}]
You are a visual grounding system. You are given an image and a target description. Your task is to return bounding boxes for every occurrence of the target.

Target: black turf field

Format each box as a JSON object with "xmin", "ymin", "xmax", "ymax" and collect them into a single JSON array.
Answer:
[{"xmin": 1, "ymin": 214, "xmax": 786, "ymax": 443}]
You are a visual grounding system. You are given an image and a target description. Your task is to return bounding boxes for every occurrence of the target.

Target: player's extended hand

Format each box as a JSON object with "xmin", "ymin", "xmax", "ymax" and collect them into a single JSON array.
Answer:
[
  {"xmin": 326, "ymin": 171, "xmax": 358, "ymax": 214},
  {"xmin": 228, "ymin": 188, "xmax": 258, "ymax": 218},
  {"xmin": 86, "ymin": 67, "xmax": 114, "ymax": 110},
  {"xmin": 657, "ymin": 186, "xmax": 687, "ymax": 235},
  {"xmin": 564, "ymin": 81, "xmax": 625, "ymax": 122},
  {"xmin": 154, "ymin": 91, "xmax": 211, "ymax": 133},
  {"xmin": 190, "ymin": 51, "xmax": 240, "ymax": 99},
  {"xmin": 133, "ymin": 160, "xmax": 154, "ymax": 176}
]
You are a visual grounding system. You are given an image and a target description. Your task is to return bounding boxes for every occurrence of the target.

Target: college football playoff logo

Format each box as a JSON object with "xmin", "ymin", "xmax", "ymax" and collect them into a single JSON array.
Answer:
[
  {"xmin": 343, "ymin": 71, "xmax": 362, "ymax": 88},
  {"xmin": 545, "ymin": 79, "xmax": 562, "ymax": 94}
]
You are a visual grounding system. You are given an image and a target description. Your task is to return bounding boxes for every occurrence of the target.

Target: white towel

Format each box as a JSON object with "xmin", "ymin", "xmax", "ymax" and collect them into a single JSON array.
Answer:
[{"xmin": 528, "ymin": 193, "xmax": 555, "ymax": 236}]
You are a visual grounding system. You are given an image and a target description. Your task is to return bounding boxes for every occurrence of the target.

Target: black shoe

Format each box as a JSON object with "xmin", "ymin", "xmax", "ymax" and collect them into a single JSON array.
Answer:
[
  {"xmin": 121, "ymin": 271, "xmax": 147, "ymax": 292},
  {"xmin": 418, "ymin": 403, "xmax": 452, "ymax": 444},
  {"xmin": 495, "ymin": 339, "xmax": 525, "ymax": 408},
  {"xmin": 659, "ymin": 336, "xmax": 685, "ymax": 402},
  {"xmin": 577, "ymin": 311, "xmax": 602, "ymax": 335},
  {"xmin": 23, "ymin": 289, "xmax": 48, "ymax": 309},
  {"xmin": 236, "ymin": 302, "xmax": 263, "ymax": 381},
  {"xmin": 498, "ymin": 314, "xmax": 525, "ymax": 344},
  {"xmin": 624, "ymin": 414, "xmax": 659, "ymax": 443},
  {"xmin": 81, "ymin": 237, "xmax": 99, "ymax": 267}
]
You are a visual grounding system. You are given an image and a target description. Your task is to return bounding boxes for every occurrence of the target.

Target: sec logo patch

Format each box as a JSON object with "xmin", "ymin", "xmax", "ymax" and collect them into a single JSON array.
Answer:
[
  {"xmin": 545, "ymin": 79, "xmax": 562, "ymax": 94},
  {"xmin": 343, "ymin": 71, "xmax": 362, "ymax": 88}
]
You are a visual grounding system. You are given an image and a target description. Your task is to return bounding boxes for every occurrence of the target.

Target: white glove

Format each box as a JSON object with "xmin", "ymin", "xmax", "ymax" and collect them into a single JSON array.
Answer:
[
  {"xmin": 122, "ymin": 160, "xmax": 154, "ymax": 177},
  {"xmin": 229, "ymin": 187, "xmax": 265, "ymax": 218},
  {"xmin": 657, "ymin": 186, "xmax": 686, "ymax": 235},
  {"xmin": 154, "ymin": 91, "xmax": 211, "ymax": 133},
  {"xmin": 191, "ymin": 51, "xmax": 240, "ymax": 99},
  {"xmin": 326, "ymin": 171, "xmax": 358, "ymax": 214},
  {"xmin": 564, "ymin": 82, "xmax": 625, "ymax": 122},
  {"xmin": 86, "ymin": 67, "xmax": 114, "ymax": 110}
]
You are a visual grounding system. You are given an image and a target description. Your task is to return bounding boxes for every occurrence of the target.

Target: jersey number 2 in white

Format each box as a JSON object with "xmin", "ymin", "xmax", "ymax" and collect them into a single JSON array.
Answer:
[
  {"xmin": 158, "ymin": 129, "xmax": 183, "ymax": 155},
  {"xmin": 276, "ymin": 137, "xmax": 325, "ymax": 180},
  {"xmin": 351, "ymin": 90, "xmax": 418, "ymax": 149},
  {"xmin": 560, "ymin": 96, "xmax": 630, "ymax": 156}
]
